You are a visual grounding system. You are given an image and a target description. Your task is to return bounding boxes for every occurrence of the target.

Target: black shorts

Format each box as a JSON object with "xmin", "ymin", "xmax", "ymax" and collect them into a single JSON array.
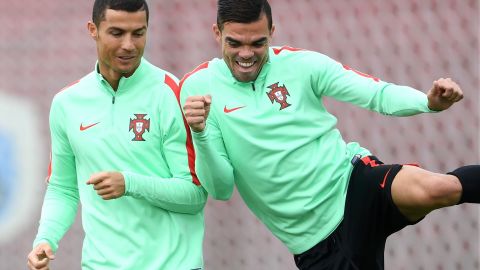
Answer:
[{"xmin": 294, "ymin": 156, "xmax": 421, "ymax": 270}]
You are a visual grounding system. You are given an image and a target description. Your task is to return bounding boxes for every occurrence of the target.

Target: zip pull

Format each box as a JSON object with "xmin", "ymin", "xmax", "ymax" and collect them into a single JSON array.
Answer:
[
  {"xmin": 112, "ymin": 96, "xmax": 115, "ymax": 104},
  {"xmin": 251, "ymin": 83, "xmax": 256, "ymax": 91}
]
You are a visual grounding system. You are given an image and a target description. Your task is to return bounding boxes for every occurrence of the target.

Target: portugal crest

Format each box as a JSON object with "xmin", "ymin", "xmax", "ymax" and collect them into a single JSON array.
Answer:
[
  {"xmin": 129, "ymin": 114, "xmax": 150, "ymax": 141},
  {"xmin": 266, "ymin": 82, "xmax": 291, "ymax": 110}
]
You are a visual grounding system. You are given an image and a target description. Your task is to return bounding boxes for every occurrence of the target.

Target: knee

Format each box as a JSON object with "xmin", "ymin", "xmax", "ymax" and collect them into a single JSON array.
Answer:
[{"xmin": 421, "ymin": 174, "xmax": 462, "ymax": 207}]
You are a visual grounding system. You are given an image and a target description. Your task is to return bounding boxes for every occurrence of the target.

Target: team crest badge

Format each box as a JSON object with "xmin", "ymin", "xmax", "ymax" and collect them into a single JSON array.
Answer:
[
  {"xmin": 266, "ymin": 82, "xmax": 291, "ymax": 110},
  {"xmin": 129, "ymin": 114, "xmax": 150, "ymax": 141}
]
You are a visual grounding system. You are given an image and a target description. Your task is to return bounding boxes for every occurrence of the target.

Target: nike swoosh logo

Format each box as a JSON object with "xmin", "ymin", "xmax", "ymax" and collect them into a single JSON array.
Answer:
[
  {"xmin": 80, "ymin": 122, "xmax": 100, "ymax": 131},
  {"xmin": 380, "ymin": 168, "xmax": 392, "ymax": 189},
  {"xmin": 224, "ymin": 105, "xmax": 246, "ymax": 113}
]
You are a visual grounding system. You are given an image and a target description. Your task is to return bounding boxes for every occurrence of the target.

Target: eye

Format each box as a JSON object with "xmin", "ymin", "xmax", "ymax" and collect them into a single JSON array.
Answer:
[
  {"xmin": 226, "ymin": 40, "xmax": 240, "ymax": 48},
  {"xmin": 133, "ymin": 31, "xmax": 145, "ymax": 37},
  {"xmin": 253, "ymin": 40, "xmax": 267, "ymax": 48},
  {"xmin": 110, "ymin": 31, "xmax": 122, "ymax": 37}
]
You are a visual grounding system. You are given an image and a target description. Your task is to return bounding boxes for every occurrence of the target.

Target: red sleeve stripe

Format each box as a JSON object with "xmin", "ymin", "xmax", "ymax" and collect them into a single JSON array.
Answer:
[
  {"xmin": 179, "ymin": 62, "xmax": 209, "ymax": 90},
  {"xmin": 273, "ymin": 45, "xmax": 304, "ymax": 55},
  {"xmin": 164, "ymin": 74, "xmax": 201, "ymax": 186},
  {"xmin": 46, "ymin": 151, "xmax": 52, "ymax": 183},
  {"xmin": 342, "ymin": 64, "xmax": 380, "ymax": 82},
  {"xmin": 58, "ymin": 80, "xmax": 80, "ymax": 93},
  {"xmin": 46, "ymin": 80, "xmax": 79, "ymax": 183}
]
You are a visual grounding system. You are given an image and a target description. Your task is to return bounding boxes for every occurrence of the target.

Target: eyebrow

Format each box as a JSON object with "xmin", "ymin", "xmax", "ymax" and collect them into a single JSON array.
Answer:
[
  {"xmin": 225, "ymin": 36, "xmax": 268, "ymax": 45},
  {"xmin": 107, "ymin": 26, "xmax": 147, "ymax": 32}
]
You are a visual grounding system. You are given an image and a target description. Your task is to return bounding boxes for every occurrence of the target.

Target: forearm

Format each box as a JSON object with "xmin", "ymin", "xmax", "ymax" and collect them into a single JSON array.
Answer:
[
  {"xmin": 192, "ymin": 128, "xmax": 235, "ymax": 200},
  {"xmin": 123, "ymin": 172, "xmax": 207, "ymax": 214},
  {"xmin": 374, "ymin": 84, "xmax": 435, "ymax": 116},
  {"xmin": 33, "ymin": 183, "xmax": 79, "ymax": 252}
]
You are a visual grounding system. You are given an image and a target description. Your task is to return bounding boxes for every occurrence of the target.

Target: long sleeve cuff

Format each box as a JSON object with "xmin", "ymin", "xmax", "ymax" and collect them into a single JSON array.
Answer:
[{"xmin": 123, "ymin": 171, "xmax": 207, "ymax": 214}]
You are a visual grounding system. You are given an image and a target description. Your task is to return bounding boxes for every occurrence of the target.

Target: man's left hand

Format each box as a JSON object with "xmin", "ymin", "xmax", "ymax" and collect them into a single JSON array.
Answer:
[{"xmin": 427, "ymin": 77, "xmax": 463, "ymax": 111}]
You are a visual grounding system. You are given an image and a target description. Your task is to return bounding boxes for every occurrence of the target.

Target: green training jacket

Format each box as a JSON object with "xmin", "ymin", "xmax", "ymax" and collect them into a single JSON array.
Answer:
[
  {"xmin": 180, "ymin": 46, "xmax": 433, "ymax": 254},
  {"xmin": 34, "ymin": 59, "xmax": 207, "ymax": 269}
]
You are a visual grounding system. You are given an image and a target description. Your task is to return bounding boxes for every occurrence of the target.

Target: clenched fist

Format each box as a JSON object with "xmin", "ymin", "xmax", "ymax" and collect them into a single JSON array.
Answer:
[
  {"xmin": 427, "ymin": 78, "xmax": 463, "ymax": 111},
  {"xmin": 183, "ymin": 95, "xmax": 212, "ymax": 133}
]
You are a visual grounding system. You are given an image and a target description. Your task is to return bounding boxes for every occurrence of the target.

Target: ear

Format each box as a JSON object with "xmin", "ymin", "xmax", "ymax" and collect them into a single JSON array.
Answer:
[
  {"xmin": 87, "ymin": 21, "xmax": 98, "ymax": 40},
  {"xmin": 270, "ymin": 24, "xmax": 276, "ymax": 38},
  {"xmin": 212, "ymin": 24, "xmax": 221, "ymax": 44}
]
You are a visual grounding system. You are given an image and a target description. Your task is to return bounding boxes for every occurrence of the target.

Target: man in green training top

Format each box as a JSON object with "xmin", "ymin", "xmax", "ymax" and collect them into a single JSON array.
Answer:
[
  {"xmin": 27, "ymin": 1, "xmax": 207, "ymax": 269},
  {"xmin": 180, "ymin": 0, "xmax": 480, "ymax": 269}
]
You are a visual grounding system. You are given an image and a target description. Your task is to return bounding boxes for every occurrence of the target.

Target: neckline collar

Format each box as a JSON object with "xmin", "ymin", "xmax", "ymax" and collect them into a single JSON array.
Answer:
[{"xmin": 95, "ymin": 58, "xmax": 147, "ymax": 93}]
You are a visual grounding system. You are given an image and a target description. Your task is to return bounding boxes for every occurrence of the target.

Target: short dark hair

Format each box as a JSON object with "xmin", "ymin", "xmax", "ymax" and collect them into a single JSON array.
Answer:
[
  {"xmin": 92, "ymin": 0, "xmax": 149, "ymax": 26},
  {"xmin": 217, "ymin": 0, "xmax": 272, "ymax": 31}
]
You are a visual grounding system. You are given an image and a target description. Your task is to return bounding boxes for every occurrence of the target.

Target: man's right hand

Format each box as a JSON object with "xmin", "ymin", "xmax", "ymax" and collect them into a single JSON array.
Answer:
[
  {"xmin": 183, "ymin": 95, "xmax": 212, "ymax": 133},
  {"xmin": 27, "ymin": 243, "xmax": 55, "ymax": 270}
]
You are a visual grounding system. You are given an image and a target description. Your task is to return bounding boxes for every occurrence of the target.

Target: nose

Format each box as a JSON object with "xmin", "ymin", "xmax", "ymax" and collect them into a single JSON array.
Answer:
[
  {"xmin": 121, "ymin": 35, "xmax": 135, "ymax": 51},
  {"xmin": 238, "ymin": 46, "xmax": 254, "ymax": 59}
]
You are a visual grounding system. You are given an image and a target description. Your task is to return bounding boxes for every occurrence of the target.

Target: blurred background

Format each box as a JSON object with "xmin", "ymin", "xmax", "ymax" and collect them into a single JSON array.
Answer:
[{"xmin": 0, "ymin": 0, "xmax": 478, "ymax": 269}]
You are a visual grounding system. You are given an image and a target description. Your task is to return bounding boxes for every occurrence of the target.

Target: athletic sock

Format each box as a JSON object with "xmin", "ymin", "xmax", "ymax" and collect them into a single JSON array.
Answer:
[{"xmin": 447, "ymin": 165, "xmax": 480, "ymax": 204}]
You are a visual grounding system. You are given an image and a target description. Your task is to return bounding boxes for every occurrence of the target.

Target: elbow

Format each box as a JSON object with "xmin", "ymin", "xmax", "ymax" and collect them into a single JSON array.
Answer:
[
  {"xmin": 185, "ymin": 190, "xmax": 208, "ymax": 214},
  {"xmin": 185, "ymin": 204, "xmax": 206, "ymax": 214},
  {"xmin": 210, "ymin": 186, "xmax": 233, "ymax": 201},
  {"xmin": 173, "ymin": 200, "xmax": 207, "ymax": 215},
  {"xmin": 197, "ymin": 172, "xmax": 234, "ymax": 201}
]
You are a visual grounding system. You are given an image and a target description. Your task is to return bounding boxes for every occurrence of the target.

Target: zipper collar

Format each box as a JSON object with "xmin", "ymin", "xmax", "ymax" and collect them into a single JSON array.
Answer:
[{"xmin": 95, "ymin": 58, "xmax": 147, "ymax": 95}]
